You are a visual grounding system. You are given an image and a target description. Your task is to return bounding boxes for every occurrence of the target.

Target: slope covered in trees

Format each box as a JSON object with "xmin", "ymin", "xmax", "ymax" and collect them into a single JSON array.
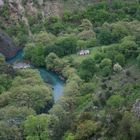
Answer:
[{"xmin": 0, "ymin": 0, "xmax": 140, "ymax": 140}]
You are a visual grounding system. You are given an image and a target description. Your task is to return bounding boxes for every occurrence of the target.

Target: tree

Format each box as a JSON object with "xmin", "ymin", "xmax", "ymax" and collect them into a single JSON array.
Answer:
[
  {"xmin": 117, "ymin": 112, "xmax": 132, "ymax": 140},
  {"xmin": 49, "ymin": 104, "xmax": 74, "ymax": 140},
  {"xmin": 12, "ymin": 69, "xmax": 44, "ymax": 86},
  {"xmin": 55, "ymin": 35, "xmax": 77, "ymax": 56},
  {"xmin": 45, "ymin": 35, "xmax": 77, "ymax": 57},
  {"xmin": 0, "ymin": 74, "xmax": 12, "ymax": 94},
  {"xmin": 10, "ymin": 85, "xmax": 53, "ymax": 113},
  {"xmin": 113, "ymin": 63, "xmax": 123, "ymax": 73},
  {"xmin": 111, "ymin": 22, "xmax": 129, "ymax": 42},
  {"xmin": 100, "ymin": 58, "xmax": 112, "ymax": 68},
  {"xmin": 0, "ymin": 121, "xmax": 22, "ymax": 140},
  {"xmin": 75, "ymin": 120, "xmax": 97, "ymax": 140},
  {"xmin": 77, "ymin": 40, "xmax": 87, "ymax": 51},
  {"xmin": 79, "ymin": 58, "xmax": 97, "ymax": 81},
  {"xmin": 33, "ymin": 31, "xmax": 55, "ymax": 45},
  {"xmin": 24, "ymin": 114, "xmax": 51, "ymax": 140},
  {"xmin": 98, "ymin": 23, "xmax": 112, "ymax": 45},
  {"xmin": 78, "ymin": 30, "xmax": 96, "ymax": 41},
  {"xmin": 45, "ymin": 53, "xmax": 64, "ymax": 72},
  {"xmin": 24, "ymin": 43, "xmax": 35, "ymax": 60},
  {"xmin": 24, "ymin": 43, "xmax": 45, "ymax": 66},
  {"xmin": 94, "ymin": 52, "xmax": 105, "ymax": 63},
  {"xmin": 44, "ymin": 17, "xmax": 65, "ymax": 35},
  {"xmin": 80, "ymin": 19, "xmax": 93, "ymax": 30},
  {"xmin": 119, "ymin": 36, "xmax": 138, "ymax": 58},
  {"xmin": 0, "ymin": 106, "xmax": 35, "ymax": 125},
  {"xmin": 31, "ymin": 45, "xmax": 45, "ymax": 67},
  {"xmin": 137, "ymin": 54, "xmax": 140, "ymax": 68},
  {"xmin": 0, "ymin": 53, "xmax": 5, "ymax": 64},
  {"xmin": 63, "ymin": 133, "xmax": 75, "ymax": 140},
  {"xmin": 107, "ymin": 94, "xmax": 124, "ymax": 108},
  {"xmin": 101, "ymin": 66, "xmax": 112, "ymax": 77},
  {"xmin": 114, "ymin": 53, "xmax": 125, "ymax": 66},
  {"xmin": 62, "ymin": 66, "xmax": 76, "ymax": 79}
]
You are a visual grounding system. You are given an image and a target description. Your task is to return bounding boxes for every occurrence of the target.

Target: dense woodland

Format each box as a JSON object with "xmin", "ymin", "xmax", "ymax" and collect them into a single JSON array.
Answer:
[{"xmin": 0, "ymin": 0, "xmax": 140, "ymax": 140}]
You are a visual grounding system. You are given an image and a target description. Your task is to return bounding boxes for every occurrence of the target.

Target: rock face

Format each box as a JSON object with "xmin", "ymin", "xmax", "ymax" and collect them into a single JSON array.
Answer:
[
  {"xmin": 0, "ymin": 31, "xmax": 20, "ymax": 59},
  {"xmin": 132, "ymin": 99, "xmax": 140, "ymax": 118},
  {"xmin": 0, "ymin": 0, "xmax": 4, "ymax": 6}
]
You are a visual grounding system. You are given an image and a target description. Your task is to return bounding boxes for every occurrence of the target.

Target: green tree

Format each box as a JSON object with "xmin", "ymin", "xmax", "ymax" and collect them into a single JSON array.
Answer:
[
  {"xmin": 75, "ymin": 120, "xmax": 97, "ymax": 140},
  {"xmin": 107, "ymin": 94, "xmax": 124, "ymax": 108},
  {"xmin": 111, "ymin": 22, "xmax": 129, "ymax": 42},
  {"xmin": 80, "ymin": 19, "xmax": 93, "ymax": 30},
  {"xmin": 77, "ymin": 40, "xmax": 87, "ymax": 51},
  {"xmin": 31, "ymin": 45, "xmax": 45, "ymax": 66},
  {"xmin": 114, "ymin": 53, "xmax": 125, "ymax": 66},
  {"xmin": 10, "ymin": 85, "xmax": 53, "ymax": 113},
  {"xmin": 24, "ymin": 43, "xmax": 35, "ymax": 60},
  {"xmin": 119, "ymin": 36, "xmax": 138, "ymax": 58},
  {"xmin": 0, "ymin": 106, "xmax": 35, "ymax": 125},
  {"xmin": 78, "ymin": 30, "xmax": 96, "ymax": 41},
  {"xmin": 24, "ymin": 114, "xmax": 51, "ymax": 140},
  {"xmin": 79, "ymin": 58, "xmax": 97, "ymax": 81},
  {"xmin": 98, "ymin": 23, "xmax": 112, "ymax": 45},
  {"xmin": 0, "ymin": 53, "xmax": 5, "ymax": 64},
  {"xmin": 56, "ymin": 35, "xmax": 77, "ymax": 56},
  {"xmin": 45, "ymin": 53, "xmax": 64, "ymax": 72},
  {"xmin": 34, "ymin": 31, "xmax": 55, "ymax": 45},
  {"xmin": 137, "ymin": 54, "xmax": 140, "ymax": 68},
  {"xmin": 0, "ymin": 121, "xmax": 22, "ymax": 140},
  {"xmin": 63, "ymin": 133, "xmax": 75, "ymax": 140},
  {"xmin": 100, "ymin": 58, "xmax": 112, "ymax": 69}
]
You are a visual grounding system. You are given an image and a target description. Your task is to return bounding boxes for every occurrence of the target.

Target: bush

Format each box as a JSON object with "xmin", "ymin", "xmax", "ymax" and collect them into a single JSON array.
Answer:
[
  {"xmin": 100, "ymin": 58, "xmax": 112, "ymax": 69},
  {"xmin": 113, "ymin": 63, "xmax": 123, "ymax": 73},
  {"xmin": 79, "ymin": 58, "xmax": 97, "ymax": 81},
  {"xmin": 107, "ymin": 94, "xmax": 124, "ymax": 108}
]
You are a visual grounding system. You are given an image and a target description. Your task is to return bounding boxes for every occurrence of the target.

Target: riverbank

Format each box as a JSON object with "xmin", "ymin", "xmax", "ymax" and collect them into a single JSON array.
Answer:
[{"xmin": 6, "ymin": 50, "xmax": 64, "ymax": 102}]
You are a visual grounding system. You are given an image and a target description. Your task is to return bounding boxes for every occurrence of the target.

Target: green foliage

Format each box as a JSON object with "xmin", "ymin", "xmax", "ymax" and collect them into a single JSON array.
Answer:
[
  {"xmin": 63, "ymin": 133, "xmax": 75, "ymax": 140},
  {"xmin": 0, "ymin": 74, "xmax": 12, "ymax": 94},
  {"xmin": 45, "ymin": 53, "xmax": 64, "ymax": 72},
  {"xmin": 44, "ymin": 17, "xmax": 66, "ymax": 35},
  {"xmin": 107, "ymin": 94, "xmax": 124, "ymax": 108},
  {"xmin": 114, "ymin": 53, "xmax": 125, "ymax": 66},
  {"xmin": 98, "ymin": 22, "xmax": 129, "ymax": 45},
  {"xmin": 24, "ymin": 43, "xmax": 45, "ymax": 67},
  {"xmin": 137, "ymin": 54, "xmax": 140, "ymax": 68},
  {"xmin": 0, "ymin": 121, "xmax": 22, "ymax": 140},
  {"xmin": 100, "ymin": 58, "xmax": 112, "ymax": 77},
  {"xmin": 24, "ymin": 114, "xmax": 51, "ymax": 140},
  {"xmin": 0, "ymin": 53, "xmax": 5, "ymax": 64},
  {"xmin": 100, "ymin": 58, "xmax": 112, "ymax": 69},
  {"xmin": 1, "ymin": 1, "xmax": 140, "ymax": 140},
  {"xmin": 10, "ymin": 84, "xmax": 52, "ymax": 113},
  {"xmin": 80, "ymin": 19, "xmax": 93, "ymax": 30},
  {"xmin": 31, "ymin": 45, "xmax": 45, "ymax": 67},
  {"xmin": 119, "ymin": 36, "xmax": 138, "ymax": 58},
  {"xmin": 75, "ymin": 120, "xmax": 97, "ymax": 140},
  {"xmin": 79, "ymin": 58, "xmax": 97, "ymax": 81}
]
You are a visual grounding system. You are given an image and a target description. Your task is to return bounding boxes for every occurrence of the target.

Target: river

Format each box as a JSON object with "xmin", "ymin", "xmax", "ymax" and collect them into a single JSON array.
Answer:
[{"xmin": 6, "ymin": 50, "xmax": 64, "ymax": 102}]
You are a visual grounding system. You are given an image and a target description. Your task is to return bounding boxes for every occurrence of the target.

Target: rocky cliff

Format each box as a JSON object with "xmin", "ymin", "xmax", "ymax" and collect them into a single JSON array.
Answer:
[{"xmin": 0, "ymin": 31, "xmax": 20, "ymax": 59}]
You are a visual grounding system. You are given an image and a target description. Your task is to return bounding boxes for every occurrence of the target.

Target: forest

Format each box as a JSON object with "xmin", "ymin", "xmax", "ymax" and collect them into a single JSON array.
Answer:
[{"xmin": 0, "ymin": 0, "xmax": 140, "ymax": 140}]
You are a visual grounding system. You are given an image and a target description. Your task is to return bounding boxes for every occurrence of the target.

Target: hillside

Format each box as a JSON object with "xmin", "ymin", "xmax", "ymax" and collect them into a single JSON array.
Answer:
[{"xmin": 0, "ymin": 0, "xmax": 140, "ymax": 140}]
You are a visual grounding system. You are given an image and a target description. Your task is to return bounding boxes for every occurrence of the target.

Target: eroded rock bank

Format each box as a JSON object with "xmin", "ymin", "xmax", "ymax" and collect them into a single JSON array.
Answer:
[{"xmin": 0, "ymin": 31, "xmax": 21, "ymax": 59}]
